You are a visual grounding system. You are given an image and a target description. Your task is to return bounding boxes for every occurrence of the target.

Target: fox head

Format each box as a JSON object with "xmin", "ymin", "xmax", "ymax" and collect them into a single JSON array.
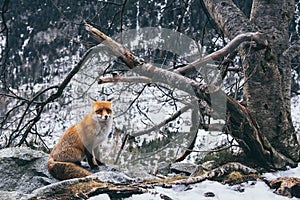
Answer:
[{"xmin": 90, "ymin": 98, "xmax": 113, "ymax": 122}]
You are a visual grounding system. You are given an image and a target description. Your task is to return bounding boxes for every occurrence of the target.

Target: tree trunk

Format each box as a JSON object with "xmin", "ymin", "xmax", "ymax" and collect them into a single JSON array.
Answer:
[{"xmin": 203, "ymin": 0, "xmax": 299, "ymax": 167}]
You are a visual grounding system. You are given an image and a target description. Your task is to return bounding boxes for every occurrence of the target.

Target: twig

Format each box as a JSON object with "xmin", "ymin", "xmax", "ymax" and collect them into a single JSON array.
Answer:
[
  {"xmin": 130, "ymin": 104, "xmax": 192, "ymax": 137},
  {"xmin": 114, "ymin": 133, "xmax": 129, "ymax": 164}
]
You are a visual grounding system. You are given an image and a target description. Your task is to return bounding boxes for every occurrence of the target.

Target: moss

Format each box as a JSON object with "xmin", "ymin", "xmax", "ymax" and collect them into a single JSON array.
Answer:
[
  {"xmin": 218, "ymin": 171, "xmax": 261, "ymax": 185},
  {"xmin": 28, "ymin": 179, "xmax": 109, "ymax": 199},
  {"xmin": 66, "ymin": 180, "xmax": 108, "ymax": 193},
  {"xmin": 197, "ymin": 149, "xmax": 261, "ymax": 171},
  {"xmin": 197, "ymin": 149, "xmax": 238, "ymax": 166},
  {"xmin": 142, "ymin": 175, "xmax": 188, "ymax": 184}
]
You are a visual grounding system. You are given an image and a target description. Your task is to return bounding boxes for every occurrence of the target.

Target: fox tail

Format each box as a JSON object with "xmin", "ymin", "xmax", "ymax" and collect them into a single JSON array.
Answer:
[{"xmin": 47, "ymin": 157, "xmax": 91, "ymax": 181}]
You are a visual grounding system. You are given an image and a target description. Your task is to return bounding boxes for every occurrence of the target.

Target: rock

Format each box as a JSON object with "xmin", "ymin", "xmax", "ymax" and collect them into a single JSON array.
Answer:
[
  {"xmin": 0, "ymin": 191, "xmax": 25, "ymax": 200},
  {"xmin": 204, "ymin": 191, "xmax": 215, "ymax": 197},
  {"xmin": 190, "ymin": 161, "xmax": 216, "ymax": 176},
  {"xmin": 90, "ymin": 171, "xmax": 134, "ymax": 183},
  {"xmin": 170, "ymin": 163, "xmax": 197, "ymax": 176},
  {"xmin": 123, "ymin": 163, "xmax": 159, "ymax": 180},
  {"xmin": 0, "ymin": 147, "xmax": 55, "ymax": 195},
  {"xmin": 269, "ymin": 177, "xmax": 300, "ymax": 198}
]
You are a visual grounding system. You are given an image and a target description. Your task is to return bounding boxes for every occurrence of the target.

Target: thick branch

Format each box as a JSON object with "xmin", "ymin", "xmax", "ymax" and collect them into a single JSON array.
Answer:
[
  {"xmin": 99, "ymin": 75, "xmax": 152, "ymax": 84},
  {"xmin": 174, "ymin": 32, "xmax": 268, "ymax": 75},
  {"xmin": 203, "ymin": 0, "xmax": 254, "ymax": 38},
  {"xmin": 85, "ymin": 23, "xmax": 210, "ymax": 102}
]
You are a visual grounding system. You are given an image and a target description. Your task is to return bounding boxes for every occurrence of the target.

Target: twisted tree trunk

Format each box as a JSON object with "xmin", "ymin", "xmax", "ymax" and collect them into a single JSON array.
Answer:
[{"xmin": 203, "ymin": 0, "xmax": 300, "ymax": 167}]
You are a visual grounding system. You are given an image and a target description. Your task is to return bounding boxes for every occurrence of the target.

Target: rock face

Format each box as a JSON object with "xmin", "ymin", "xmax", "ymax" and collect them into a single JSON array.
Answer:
[{"xmin": 0, "ymin": 147, "xmax": 56, "ymax": 198}]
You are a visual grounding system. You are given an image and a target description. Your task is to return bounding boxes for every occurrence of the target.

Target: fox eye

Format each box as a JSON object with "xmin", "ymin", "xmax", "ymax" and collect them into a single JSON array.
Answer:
[
  {"xmin": 95, "ymin": 109, "xmax": 112, "ymax": 114},
  {"xmin": 95, "ymin": 109, "xmax": 102, "ymax": 114}
]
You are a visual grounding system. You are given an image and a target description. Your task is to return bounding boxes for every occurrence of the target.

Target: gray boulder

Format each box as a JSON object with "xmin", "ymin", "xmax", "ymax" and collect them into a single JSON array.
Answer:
[{"xmin": 0, "ymin": 147, "xmax": 55, "ymax": 199}]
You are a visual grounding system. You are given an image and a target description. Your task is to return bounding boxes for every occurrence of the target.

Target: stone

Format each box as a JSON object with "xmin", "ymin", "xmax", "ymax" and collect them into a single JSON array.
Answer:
[{"xmin": 0, "ymin": 147, "xmax": 55, "ymax": 195}]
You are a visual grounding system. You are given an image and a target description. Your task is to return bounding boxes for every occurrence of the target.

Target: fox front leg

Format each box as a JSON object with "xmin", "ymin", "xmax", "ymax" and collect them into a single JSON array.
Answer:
[{"xmin": 84, "ymin": 147, "xmax": 98, "ymax": 170}]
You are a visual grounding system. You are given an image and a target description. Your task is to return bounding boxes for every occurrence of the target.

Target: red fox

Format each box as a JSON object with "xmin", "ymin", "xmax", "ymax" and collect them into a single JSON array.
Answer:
[{"xmin": 47, "ymin": 98, "xmax": 113, "ymax": 180}]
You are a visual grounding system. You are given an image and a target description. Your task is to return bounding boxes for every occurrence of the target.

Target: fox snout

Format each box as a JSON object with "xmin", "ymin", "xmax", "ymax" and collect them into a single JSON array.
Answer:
[
  {"xmin": 95, "ymin": 108, "xmax": 112, "ymax": 121},
  {"xmin": 100, "ymin": 114, "xmax": 110, "ymax": 120}
]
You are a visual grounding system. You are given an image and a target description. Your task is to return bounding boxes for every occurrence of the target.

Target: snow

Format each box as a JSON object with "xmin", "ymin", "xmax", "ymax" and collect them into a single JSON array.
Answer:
[{"xmin": 264, "ymin": 163, "xmax": 300, "ymax": 181}]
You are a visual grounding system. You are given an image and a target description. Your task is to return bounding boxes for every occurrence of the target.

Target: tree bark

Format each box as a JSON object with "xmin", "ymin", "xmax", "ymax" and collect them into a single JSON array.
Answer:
[{"xmin": 203, "ymin": 0, "xmax": 300, "ymax": 165}]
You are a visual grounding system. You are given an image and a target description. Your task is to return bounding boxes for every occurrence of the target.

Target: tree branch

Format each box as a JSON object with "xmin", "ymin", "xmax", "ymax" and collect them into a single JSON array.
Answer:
[
  {"xmin": 174, "ymin": 32, "xmax": 268, "ymax": 75},
  {"xmin": 99, "ymin": 75, "xmax": 152, "ymax": 84},
  {"xmin": 85, "ymin": 23, "xmax": 211, "ymax": 102},
  {"xmin": 202, "ymin": 0, "xmax": 254, "ymax": 38}
]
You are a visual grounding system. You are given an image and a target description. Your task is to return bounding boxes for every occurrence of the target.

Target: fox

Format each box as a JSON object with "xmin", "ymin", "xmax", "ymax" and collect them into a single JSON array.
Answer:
[{"xmin": 47, "ymin": 98, "xmax": 113, "ymax": 180}]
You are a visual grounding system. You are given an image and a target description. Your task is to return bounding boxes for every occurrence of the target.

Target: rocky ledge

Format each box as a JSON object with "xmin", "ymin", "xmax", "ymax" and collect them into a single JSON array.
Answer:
[{"xmin": 0, "ymin": 147, "xmax": 299, "ymax": 199}]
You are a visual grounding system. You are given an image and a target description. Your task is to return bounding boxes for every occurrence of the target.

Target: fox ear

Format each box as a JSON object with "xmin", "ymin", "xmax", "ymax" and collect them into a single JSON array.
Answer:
[
  {"xmin": 107, "ymin": 97, "xmax": 114, "ymax": 102},
  {"xmin": 89, "ymin": 96, "xmax": 97, "ymax": 105}
]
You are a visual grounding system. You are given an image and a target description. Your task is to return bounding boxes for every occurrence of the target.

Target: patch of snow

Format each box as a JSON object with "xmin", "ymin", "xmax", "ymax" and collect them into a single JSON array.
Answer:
[
  {"xmin": 264, "ymin": 163, "xmax": 300, "ymax": 181},
  {"xmin": 291, "ymin": 95, "xmax": 300, "ymax": 140}
]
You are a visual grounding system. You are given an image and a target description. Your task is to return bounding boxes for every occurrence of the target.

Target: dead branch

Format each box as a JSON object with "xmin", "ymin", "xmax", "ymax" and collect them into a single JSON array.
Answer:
[
  {"xmin": 99, "ymin": 75, "xmax": 152, "ymax": 84},
  {"xmin": 174, "ymin": 32, "xmax": 268, "ymax": 75},
  {"xmin": 85, "ymin": 23, "xmax": 211, "ymax": 102},
  {"xmin": 3, "ymin": 44, "xmax": 101, "ymax": 147},
  {"xmin": 175, "ymin": 105, "xmax": 200, "ymax": 162}
]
